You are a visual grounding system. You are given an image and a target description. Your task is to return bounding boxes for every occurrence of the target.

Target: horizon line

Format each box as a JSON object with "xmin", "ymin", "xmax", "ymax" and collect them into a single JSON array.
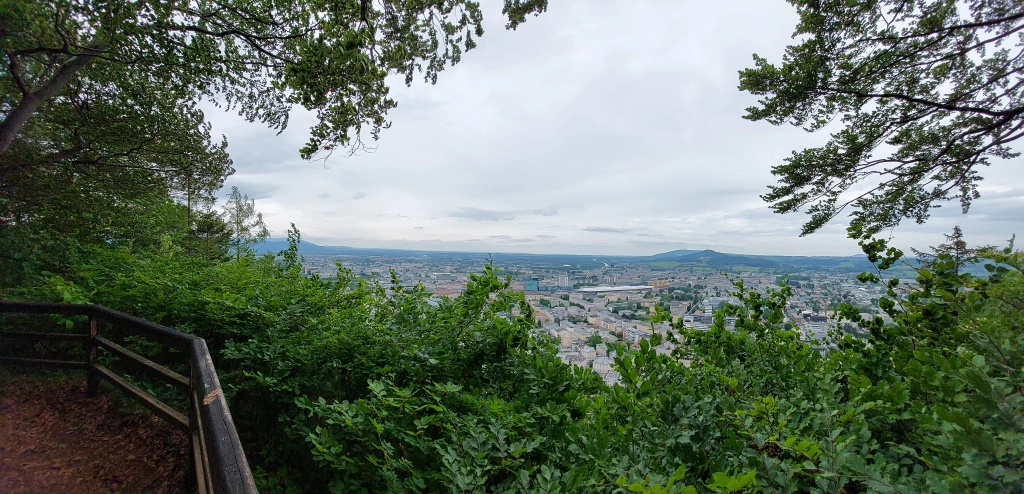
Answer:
[{"xmin": 259, "ymin": 238, "xmax": 865, "ymax": 259}]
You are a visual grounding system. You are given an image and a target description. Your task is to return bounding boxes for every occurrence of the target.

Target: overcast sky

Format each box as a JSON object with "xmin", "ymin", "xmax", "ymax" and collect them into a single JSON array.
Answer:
[{"xmin": 208, "ymin": 0, "xmax": 1023, "ymax": 257}]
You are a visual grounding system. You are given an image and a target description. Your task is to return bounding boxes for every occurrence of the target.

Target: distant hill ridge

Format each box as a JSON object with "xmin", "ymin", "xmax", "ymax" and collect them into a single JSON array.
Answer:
[
  {"xmin": 258, "ymin": 239, "xmax": 876, "ymax": 272},
  {"xmin": 666, "ymin": 249, "xmax": 874, "ymax": 271}
]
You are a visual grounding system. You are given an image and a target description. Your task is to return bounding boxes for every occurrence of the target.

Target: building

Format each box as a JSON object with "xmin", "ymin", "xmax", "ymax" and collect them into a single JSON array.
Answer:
[
  {"xmin": 525, "ymin": 278, "xmax": 539, "ymax": 291},
  {"xmin": 558, "ymin": 330, "xmax": 585, "ymax": 347},
  {"xmin": 534, "ymin": 309, "xmax": 554, "ymax": 324},
  {"xmin": 558, "ymin": 274, "xmax": 570, "ymax": 288},
  {"xmin": 689, "ymin": 314, "xmax": 714, "ymax": 325},
  {"xmin": 577, "ymin": 285, "xmax": 651, "ymax": 293}
]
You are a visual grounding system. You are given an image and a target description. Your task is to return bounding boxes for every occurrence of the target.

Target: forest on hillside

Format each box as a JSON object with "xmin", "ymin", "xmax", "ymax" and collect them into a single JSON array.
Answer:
[{"xmin": 2, "ymin": 0, "xmax": 1023, "ymax": 492}]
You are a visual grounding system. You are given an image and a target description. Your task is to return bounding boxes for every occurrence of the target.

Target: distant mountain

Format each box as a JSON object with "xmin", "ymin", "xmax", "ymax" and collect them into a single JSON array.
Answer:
[
  {"xmin": 258, "ymin": 239, "xmax": 363, "ymax": 255},
  {"xmin": 760, "ymin": 254, "xmax": 875, "ymax": 272},
  {"xmin": 672, "ymin": 250, "xmax": 782, "ymax": 269},
  {"xmin": 257, "ymin": 238, "xmax": 648, "ymax": 267},
  {"xmin": 647, "ymin": 249, "xmax": 702, "ymax": 261},
  {"xmin": 650, "ymin": 249, "xmax": 877, "ymax": 272},
  {"xmin": 255, "ymin": 239, "xmax": 876, "ymax": 272}
]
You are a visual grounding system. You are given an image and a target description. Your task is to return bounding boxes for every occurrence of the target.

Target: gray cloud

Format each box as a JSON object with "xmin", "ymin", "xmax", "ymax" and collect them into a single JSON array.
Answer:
[
  {"xmin": 316, "ymin": 193, "xmax": 330, "ymax": 199},
  {"xmin": 488, "ymin": 235, "xmax": 536, "ymax": 243},
  {"xmin": 202, "ymin": 0, "xmax": 1024, "ymax": 256},
  {"xmin": 220, "ymin": 177, "xmax": 278, "ymax": 200},
  {"xmin": 450, "ymin": 207, "xmax": 518, "ymax": 221},
  {"xmin": 449, "ymin": 207, "xmax": 559, "ymax": 221},
  {"xmin": 584, "ymin": 226, "xmax": 633, "ymax": 233}
]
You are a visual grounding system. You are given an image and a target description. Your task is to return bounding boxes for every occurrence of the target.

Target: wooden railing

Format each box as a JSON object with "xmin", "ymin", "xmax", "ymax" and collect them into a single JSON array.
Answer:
[{"xmin": 0, "ymin": 300, "xmax": 257, "ymax": 494}]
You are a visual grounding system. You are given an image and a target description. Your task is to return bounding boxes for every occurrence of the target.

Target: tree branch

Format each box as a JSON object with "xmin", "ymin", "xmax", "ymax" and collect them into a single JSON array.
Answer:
[
  {"xmin": 5, "ymin": 52, "xmax": 29, "ymax": 95},
  {"xmin": 858, "ymin": 10, "xmax": 1024, "ymax": 44},
  {"xmin": 0, "ymin": 42, "xmax": 107, "ymax": 155},
  {"xmin": 825, "ymin": 87, "xmax": 1023, "ymax": 118}
]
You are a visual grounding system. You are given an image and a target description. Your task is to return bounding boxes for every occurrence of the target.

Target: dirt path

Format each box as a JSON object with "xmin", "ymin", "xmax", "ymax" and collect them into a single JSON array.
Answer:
[{"xmin": 0, "ymin": 370, "xmax": 190, "ymax": 494}]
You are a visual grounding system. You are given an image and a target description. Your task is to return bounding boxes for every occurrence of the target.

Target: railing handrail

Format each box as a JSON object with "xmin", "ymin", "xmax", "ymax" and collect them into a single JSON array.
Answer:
[{"xmin": 0, "ymin": 300, "xmax": 257, "ymax": 494}]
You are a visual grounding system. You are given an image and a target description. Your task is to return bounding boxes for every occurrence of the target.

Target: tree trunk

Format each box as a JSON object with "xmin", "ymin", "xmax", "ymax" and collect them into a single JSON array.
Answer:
[{"xmin": 0, "ymin": 45, "xmax": 104, "ymax": 155}]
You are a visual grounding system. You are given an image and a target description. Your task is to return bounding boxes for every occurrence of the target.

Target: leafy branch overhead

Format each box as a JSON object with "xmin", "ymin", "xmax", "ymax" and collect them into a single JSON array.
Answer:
[
  {"xmin": 740, "ymin": 0, "xmax": 1024, "ymax": 235},
  {"xmin": 0, "ymin": 0, "xmax": 550, "ymax": 159}
]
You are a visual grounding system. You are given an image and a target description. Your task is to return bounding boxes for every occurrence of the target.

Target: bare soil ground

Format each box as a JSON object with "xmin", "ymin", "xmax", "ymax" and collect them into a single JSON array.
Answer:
[{"xmin": 0, "ymin": 370, "xmax": 190, "ymax": 494}]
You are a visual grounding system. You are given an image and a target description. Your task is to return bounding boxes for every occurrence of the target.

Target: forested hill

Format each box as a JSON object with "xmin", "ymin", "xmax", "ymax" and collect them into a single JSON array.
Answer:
[
  {"xmin": 258, "ymin": 239, "xmax": 876, "ymax": 272},
  {"xmin": 662, "ymin": 250, "xmax": 877, "ymax": 272}
]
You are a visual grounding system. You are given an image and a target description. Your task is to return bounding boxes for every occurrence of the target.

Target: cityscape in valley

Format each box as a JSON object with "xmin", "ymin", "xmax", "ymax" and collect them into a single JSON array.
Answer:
[
  {"xmin": 5, "ymin": 0, "xmax": 1020, "ymax": 490},
  {"xmin": 263, "ymin": 239, "xmax": 901, "ymax": 386}
]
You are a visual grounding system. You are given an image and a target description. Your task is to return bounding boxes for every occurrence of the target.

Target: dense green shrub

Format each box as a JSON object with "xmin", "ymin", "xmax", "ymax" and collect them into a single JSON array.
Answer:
[{"xmin": 3, "ymin": 216, "xmax": 1021, "ymax": 492}]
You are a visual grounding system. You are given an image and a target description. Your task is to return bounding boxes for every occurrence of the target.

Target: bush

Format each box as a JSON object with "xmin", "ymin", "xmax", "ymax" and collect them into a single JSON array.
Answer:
[{"xmin": 4, "ymin": 221, "xmax": 1021, "ymax": 492}]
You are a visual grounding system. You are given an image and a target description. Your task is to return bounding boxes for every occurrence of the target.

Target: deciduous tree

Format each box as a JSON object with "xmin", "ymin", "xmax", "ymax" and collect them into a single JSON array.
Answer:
[{"xmin": 0, "ymin": 0, "xmax": 550, "ymax": 158}]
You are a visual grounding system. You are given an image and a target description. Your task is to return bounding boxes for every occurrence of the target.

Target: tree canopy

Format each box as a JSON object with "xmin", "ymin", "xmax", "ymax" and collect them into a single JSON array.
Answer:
[
  {"xmin": 0, "ymin": 0, "xmax": 549, "ymax": 159},
  {"xmin": 740, "ymin": 0, "xmax": 1023, "ymax": 235}
]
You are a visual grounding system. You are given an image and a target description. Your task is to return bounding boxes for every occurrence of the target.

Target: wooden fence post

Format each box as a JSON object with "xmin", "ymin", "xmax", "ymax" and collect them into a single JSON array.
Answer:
[
  {"xmin": 188, "ymin": 365, "xmax": 203, "ymax": 493},
  {"xmin": 87, "ymin": 315, "xmax": 98, "ymax": 395}
]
